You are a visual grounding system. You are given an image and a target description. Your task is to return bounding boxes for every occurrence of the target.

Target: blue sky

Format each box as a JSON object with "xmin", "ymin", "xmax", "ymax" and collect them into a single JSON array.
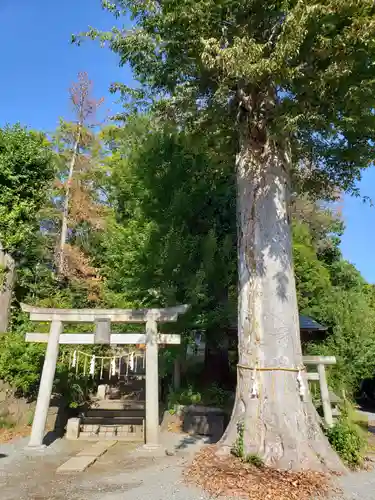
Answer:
[
  {"xmin": 0, "ymin": 0, "xmax": 130, "ymax": 130},
  {"xmin": 341, "ymin": 169, "xmax": 375, "ymax": 283},
  {"xmin": 1, "ymin": 0, "xmax": 375, "ymax": 282}
]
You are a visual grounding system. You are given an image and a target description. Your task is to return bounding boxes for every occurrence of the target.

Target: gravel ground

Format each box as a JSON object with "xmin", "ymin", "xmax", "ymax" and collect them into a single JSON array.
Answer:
[
  {"xmin": 0, "ymin": 431, "xmax": 223, "ymax": 499},
  {"xmin": 0, "ymin": 436, "xmax": 218, "ymax": 500},
  {"xmin": 1, "ymin": 433, "xmax": 375, "ymax": 500},
  {"xmin": 336, "ymin": 467, "xmax": 375, "ymax": 500}
]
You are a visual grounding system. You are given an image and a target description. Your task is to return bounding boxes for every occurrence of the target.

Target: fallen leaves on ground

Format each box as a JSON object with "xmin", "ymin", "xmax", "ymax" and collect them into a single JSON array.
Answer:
[
  {"xmin": 0, "ymin": 425, "xmax": 30, "ymax": 443},
  {"xmin": 185, "ymin": 446, "xmax": 338, "ymax": 500}
]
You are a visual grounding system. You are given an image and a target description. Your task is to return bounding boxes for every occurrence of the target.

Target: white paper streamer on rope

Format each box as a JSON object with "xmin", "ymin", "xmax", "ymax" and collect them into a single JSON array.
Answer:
[
  {"xmin": 118, "ymin": 356, "xmax": 121, "ymax": 379},
  {"xmin": 126, "ymin": 355, "xmax": 129, "ymax": 377},
  {"xmin": 100, "ymin": 358, "xmax": 104, "ymax": 379},
  {"xmin": 297, "ymin": 370, "xmax": 306, "ymax": 398},
  {"xmin": 76, "ymin": 351, "xmax": 80, "ymax": 374},
  {"xmin": 251, "ymin": 368, "xmax": 259, "ymax": 398},
  {"xmin": 72, "ymin": 350, "xmax": 77, "ymax": 368},
  {"xmin": 110, "ymin": 357, "xmax": 116, "ymax": 377},
  {"xmin": 67, "ymin": 349, "xmax": 145, "ymax": 379},
  {"xmin": 89, "ymin": 355, "xmax": 96, "ymax": 377},
  {"xmin": 129, "ymin": 351, "xmax": 134, "ymax": 371}
]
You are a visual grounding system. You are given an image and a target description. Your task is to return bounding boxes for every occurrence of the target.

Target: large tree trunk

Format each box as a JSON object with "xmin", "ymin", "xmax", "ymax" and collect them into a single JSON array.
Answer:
[
  {"xmin": 219, "ymin": 128, "xmax": 344, "ymax": 472},
  {"xmin": 58, "ymin": 125, "xmax": 81, "ymax": 276},
  {"xmin": 0, "ymin": 247, "xmax": 15, "ymax": 333}
]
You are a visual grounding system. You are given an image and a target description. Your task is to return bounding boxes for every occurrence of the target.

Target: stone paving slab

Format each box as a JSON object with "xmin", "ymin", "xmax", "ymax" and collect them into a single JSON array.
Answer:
[
  {"xmin": 56, "ymin": 455, "xmax": 98, "ymax": 473},
  {"xmin": 57, "ymin": 440, "xmax": 118, "ymax": 473},
  {"xmin": 76, "ymin": 440, "xmax": 117, "ymax": 457}
]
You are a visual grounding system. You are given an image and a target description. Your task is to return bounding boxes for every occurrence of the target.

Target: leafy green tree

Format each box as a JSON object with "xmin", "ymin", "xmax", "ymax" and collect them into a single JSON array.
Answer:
[
  {"xmin": 293, "ymin": 221, "xmax": 332, "ymax": 313},
  {"xmin": 307, "ymin": 286, "xmax": 375, "ymax": 394},
  {"xmin": 0, "ymin": 125, "xmax": 54, "ymax": 333},
  {"xmin": 99, "ymin": 117, "xmax": 237, "ymax": 330},
  {"xmin": 292, "ymin": 213, "xmax": 375, "ymax": 396},
  {"xmin": 76, "ymin": 0, "xmax": 375, "ymax": 470}
]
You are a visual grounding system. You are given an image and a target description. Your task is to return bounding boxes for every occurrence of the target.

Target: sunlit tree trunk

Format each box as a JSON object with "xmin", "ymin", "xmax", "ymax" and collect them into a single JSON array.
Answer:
[
  {"xmin": 219, "ymin": 114, "xmax": 344, "ymax": 472},
  {"xmin": 0, "ymin": 246, "xmax": 15, "ymax": 333},
  {"xmin": 58, "ymin": 124, "xmax": 81, "ymax": 276}
]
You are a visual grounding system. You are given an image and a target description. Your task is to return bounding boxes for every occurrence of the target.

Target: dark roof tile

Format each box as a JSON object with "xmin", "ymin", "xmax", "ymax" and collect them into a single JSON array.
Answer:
[{"xmin": 299, "ymin": 315, "xmax": 327, "ymax": 331}]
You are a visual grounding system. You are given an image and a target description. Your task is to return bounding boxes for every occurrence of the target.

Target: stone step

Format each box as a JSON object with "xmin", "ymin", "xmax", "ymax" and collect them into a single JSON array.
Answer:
[
  {"xmin": 78, "ymin": 434, "xmax": 143, "ymax": 442},
  {"xmin": 89, "ymin": 399, "xmax": 145, "ymax": 410},
  {"xmin": 79, "ymin": 430, "xmax": 143, "ymax": 438},
  {"xmin": 85, "ymin": 409, "xmax": 145, "ymax": 419},
  {"xmin": 79, "ymin": 423, "xmax": 143, "ymax": 442},
  {"xmin": 80, "ymin": 423, "xmax": 144, "ymax": 434},
  {"xmin": 82, "ymin": 416, "xmax": 143, "ymax": 425}
]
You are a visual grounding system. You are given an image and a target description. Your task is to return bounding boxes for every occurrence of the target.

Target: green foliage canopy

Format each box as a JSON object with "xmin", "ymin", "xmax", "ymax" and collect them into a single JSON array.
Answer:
[
  {"xmin": 98, "ymin": 117, "xmax": 237, "ymax": 331},
  {"xmin": 77, "ymin": 0, "xmax": 375, "ymax": 196},
  {"xmin": 293, "ymin": 216, "xmax": 375, "ymax": 393},
  {"xmin": 0, "ymin": 125, "xmax": 55, "ymax": 252}
]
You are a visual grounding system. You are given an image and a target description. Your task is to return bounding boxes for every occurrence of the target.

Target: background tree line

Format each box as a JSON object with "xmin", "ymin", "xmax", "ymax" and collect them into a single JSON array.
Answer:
[{"xmin": 0, "ymin": 80, "xmax": 374, "ymax": 404}]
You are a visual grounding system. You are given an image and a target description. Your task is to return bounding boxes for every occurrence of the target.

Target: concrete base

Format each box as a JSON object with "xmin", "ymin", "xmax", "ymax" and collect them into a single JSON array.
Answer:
[
  {"xmin": 25, "ymin": 444, "xmax": 47, "ymax": 452},
  {"xmin": 66, "ymin": 417, "xmax": 81, "ymax": 440}
]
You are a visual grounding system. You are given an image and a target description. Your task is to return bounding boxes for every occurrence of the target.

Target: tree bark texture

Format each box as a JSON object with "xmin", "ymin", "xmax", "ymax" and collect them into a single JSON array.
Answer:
[
  {"xmin": 219, "ymin": 120, "xmax": 344, "ymax": 472},
  {"xmin": 0, "ymin": 247, "xmax": 15, "ymax": 334},
  {"xmin": 58, "ymin": 125, "xmax": 81, "ymax": 275}
]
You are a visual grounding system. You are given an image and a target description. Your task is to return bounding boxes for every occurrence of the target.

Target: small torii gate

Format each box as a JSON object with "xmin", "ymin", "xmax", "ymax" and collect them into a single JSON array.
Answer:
[{"xmin": 21, "ymin": 303, "xmax": 189, "ymax": 450}]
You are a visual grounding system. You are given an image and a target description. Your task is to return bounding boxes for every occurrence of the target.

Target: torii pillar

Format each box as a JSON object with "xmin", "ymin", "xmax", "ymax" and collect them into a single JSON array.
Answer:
[
  {"xmin": 145, "ymin": 319, "xmax": 159, "ymax": 447},
  {"xmin": 28, "ymin": 319, "xmax": 62, "ymax": 448}
]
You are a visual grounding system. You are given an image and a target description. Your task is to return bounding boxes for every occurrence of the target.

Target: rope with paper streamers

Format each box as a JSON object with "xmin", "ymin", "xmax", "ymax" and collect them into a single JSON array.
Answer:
[
  {"xmin": 67, "ymin": 348, "xmax": 145, "ymax": 379},
  {"xmin": 237, "ymin": 364, "xmax": 306, "ymax": 399}
]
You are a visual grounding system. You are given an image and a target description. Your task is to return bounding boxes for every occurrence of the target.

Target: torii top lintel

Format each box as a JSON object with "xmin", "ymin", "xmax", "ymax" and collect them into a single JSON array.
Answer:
[{"xmin": 20, "ymin": 303, "xmax": 190, "ymax": 323}]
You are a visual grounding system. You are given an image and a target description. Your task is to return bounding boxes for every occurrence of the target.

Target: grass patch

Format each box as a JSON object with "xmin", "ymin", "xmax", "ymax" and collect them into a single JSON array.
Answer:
[
  {"xmin": 0, "ymin": 416, "xmax": 15, "ymax": 429},
  {"xmin": 245, "ymin": 453, "xmax": 264, "ymax": 468}
]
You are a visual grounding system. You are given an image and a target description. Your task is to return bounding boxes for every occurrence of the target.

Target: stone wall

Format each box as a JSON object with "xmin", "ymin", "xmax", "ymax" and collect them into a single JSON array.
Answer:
[
  {"xmin": 161, "ymin": 404, "xmax": 227, "ymax": 440},
  {"xmin": 0, "ymin": 381, "xmax": 68, "ymax": 430}
]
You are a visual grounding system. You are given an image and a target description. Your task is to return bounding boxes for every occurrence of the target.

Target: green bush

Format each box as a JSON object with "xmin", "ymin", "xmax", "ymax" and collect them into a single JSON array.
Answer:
[
  {"xmin": 325, "ymin": 414, "xmax": 366, "ymax": 468},
  {"xmin": 0, "ymin": 330, "xmax": 95, "ymax": 408},
  {"xmin": 0, "ymin": 331, "xmax": 45, "ymax": 397},
  {"xmin": 167, "ymin": 386, "xmax": 202, "ymax": 411},
  {"xmin": 167, "ymin": 382, "xmax": 233, "ymax": 412},
  {"xmin": 203, "ymin": 383, "xmax": 232, "ymax": 408},
  {"xmin": 54, "ymin": 362, "xmax": 96, "ymax": 409},
  {"xmin": 0, "ymin": 415, "xmax": 15, "ymax": 429}
]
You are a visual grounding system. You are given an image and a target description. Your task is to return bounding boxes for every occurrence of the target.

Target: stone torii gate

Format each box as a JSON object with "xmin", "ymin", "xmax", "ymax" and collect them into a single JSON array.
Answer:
[{"xmin": 21, "ymin": 303, "xmax": 189, "ymax": 450}]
